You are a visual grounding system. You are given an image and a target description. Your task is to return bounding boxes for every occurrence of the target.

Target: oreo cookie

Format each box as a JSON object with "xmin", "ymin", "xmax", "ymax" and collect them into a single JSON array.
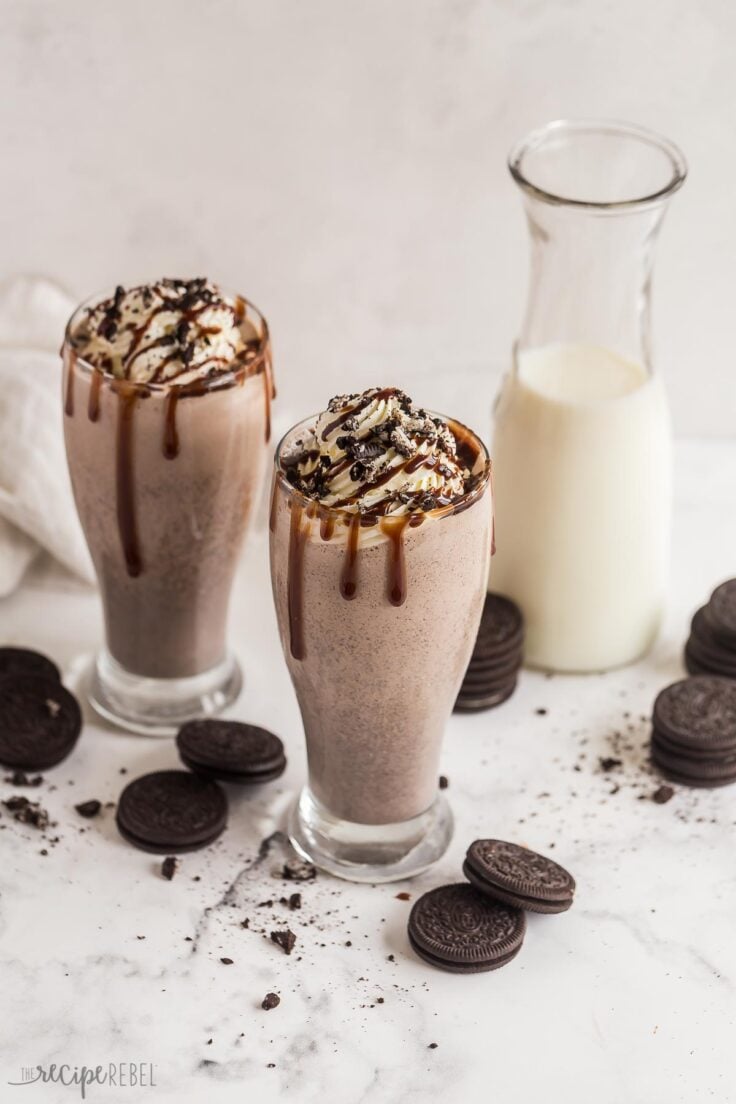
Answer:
[
  {"xmin": 683, "ymin": 587, "xmax": 736, "ymax": 680},
  {"xmin": 652, "ymin": 677, "xmax": 736, "ymax": 754},
  {"xmin": 472, "ymin": 593, "xmax": 524, "ymax": 659},
  {"xmin": 176, "ymin": 719, "xmax": 286, "ymax": 784},
  {"xmin": 708, "ymin": 580, "xmax": 736, "ymax": 646},
  {"xmin": 650, "ymin": 676, "xmax": 736, "ymax": 788},
  {"xmin": 116, "ymin": 770, "xmax": 228, "ymax": 853},
  {"xmin": 408, "ymin": 883, "xmax": 525, "ymax": 973},
  {"xmin": 461, "ymin": 649, "xmax": 522, "ymax": 683},
  {"xmin": 650, "ymin": 738, "xmax": 736, "ymax": 788},
  {"xmin": 462, "ymin": 839, "xmax": 575, "ymax": 914},
  {"xmin": 0, "ymin": 648, "xmax": 60, "ymax": 684},
  {"xmin": 684, "ymin": 607, "xmax": 736, "ymax": 678},
  {"xmin": 454, "ymin": 593, "xmax": 524, "ymax": 714},
  {"xmin": 0, "ymin": 675, "xmax": 81, "ymax": 770},
  {"xmin": 454, "ymin": 679, "xmax": 517, "ymax": 713}
]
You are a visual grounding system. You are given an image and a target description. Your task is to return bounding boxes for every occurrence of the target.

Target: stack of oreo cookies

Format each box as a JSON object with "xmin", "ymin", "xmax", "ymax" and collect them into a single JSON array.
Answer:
[
  {"xmin": 685, "ymin": 580, "xmax": 736, "ymax": 680},
  {"xmin": 650, "ymin": 675, "xmax": 736, "ymax": 788},
  {"xmin": 454, "ymin": 593, "xmax": 524, "ymax": 713},
  {"xmin": 0, "ymin": 647, "xmax": 82, "ymax": 771}
]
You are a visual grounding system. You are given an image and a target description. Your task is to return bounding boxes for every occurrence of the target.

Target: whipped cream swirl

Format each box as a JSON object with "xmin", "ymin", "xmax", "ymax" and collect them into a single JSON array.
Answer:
[
  {"xmin": 284, "ymin": 387, "xmax": 472, "ymax": 516},
  {"xmin": 71, "ymin": 278, "xmax": 263, "ymax": 385}
]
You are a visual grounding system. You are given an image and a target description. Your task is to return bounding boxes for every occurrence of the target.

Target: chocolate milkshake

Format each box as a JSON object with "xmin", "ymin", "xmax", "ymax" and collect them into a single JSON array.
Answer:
[
  {"xmin": 269, "ymin": 388, "xmax": 492, "ymax": 880},
  {"xmin": 63, "ymin": 278, "xmax": 274, "ymax": 734}
]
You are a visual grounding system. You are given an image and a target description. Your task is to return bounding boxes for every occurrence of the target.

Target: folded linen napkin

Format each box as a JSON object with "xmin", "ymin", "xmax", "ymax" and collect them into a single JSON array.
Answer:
[{"xmin": 0, "ymin": 275, "xmax": 94, "ymax": 595}]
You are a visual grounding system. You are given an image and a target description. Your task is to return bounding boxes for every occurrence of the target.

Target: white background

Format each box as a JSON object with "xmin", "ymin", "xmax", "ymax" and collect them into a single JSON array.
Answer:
[{"xmin": 0, "ymin": 0, "xmax": 734, "ymax": 435}]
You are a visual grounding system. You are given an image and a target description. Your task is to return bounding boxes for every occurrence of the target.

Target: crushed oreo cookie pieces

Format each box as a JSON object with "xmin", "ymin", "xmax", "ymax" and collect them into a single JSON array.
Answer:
[
  {"xmin": 161, "ymin": 856, "xmax": 178, "ymax": 880},
  {"xmin": 281, "ymin": 858, "xmax": 317, "ymax": 882},
  {"xmin": 270, "ymin": 929, "xmax": 297, "ymax": 955},
  {"xmin": 3, "ymin": 795, "xmax": 50, "ymax": 830},
  {"xmin": 74, "ymin": 799, "xmax": 102, "ymax": 818}
]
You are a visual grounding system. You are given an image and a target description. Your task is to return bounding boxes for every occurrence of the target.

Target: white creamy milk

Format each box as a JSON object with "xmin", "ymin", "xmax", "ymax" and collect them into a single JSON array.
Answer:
[{"xmin": 491, "ymin": 343, "xmax": 672, "ymax": 672}]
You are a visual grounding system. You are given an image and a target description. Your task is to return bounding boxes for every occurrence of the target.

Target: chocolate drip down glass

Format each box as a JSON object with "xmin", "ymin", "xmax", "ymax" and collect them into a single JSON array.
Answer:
[
  {"xmin": 269, "ymin": 415, "xmax": 492, "ymax": 882},
  {"xmin": 62, "ymin": 291, "xmax": 273, "ymax": 735}
]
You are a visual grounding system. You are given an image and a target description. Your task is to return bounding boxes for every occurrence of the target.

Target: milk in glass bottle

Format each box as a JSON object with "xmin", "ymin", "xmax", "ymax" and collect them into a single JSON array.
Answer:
[{"xmin": 492, "ymin": 120, "xmax": 687, "ymax": 672}]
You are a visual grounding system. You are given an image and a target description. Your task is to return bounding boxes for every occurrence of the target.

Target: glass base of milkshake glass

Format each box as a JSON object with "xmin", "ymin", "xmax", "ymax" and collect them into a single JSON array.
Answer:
[
  {"xmin": 289, "ymin": 786, "xmax": 454, "ymax": 884},
  {"xmin": 88, "ymin": 649, "xmax": 242, "ymax": 738}
]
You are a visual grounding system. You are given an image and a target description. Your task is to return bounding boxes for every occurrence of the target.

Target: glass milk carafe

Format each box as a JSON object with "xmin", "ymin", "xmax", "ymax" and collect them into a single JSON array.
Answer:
[{"xmin": 492, "ymin": 120, "xmax": 687, "ymax": 672}]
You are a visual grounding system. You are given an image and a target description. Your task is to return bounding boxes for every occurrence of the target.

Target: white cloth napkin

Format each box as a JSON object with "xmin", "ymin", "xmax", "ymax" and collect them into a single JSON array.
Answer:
[{"xmin": 0, "ymin": 276, "xmax": 94, "ymax": 595}]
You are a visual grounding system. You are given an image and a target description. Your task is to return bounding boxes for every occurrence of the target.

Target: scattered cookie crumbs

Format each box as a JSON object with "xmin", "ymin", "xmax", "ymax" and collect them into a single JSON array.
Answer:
[
  {"xmin": 75, "ymin": 799, "xmax": 101, "ymax": 818},
  {"xmin": 262, "ymin": 993, "xmax": 280, "ymax": 1011},
  {"xmin": 4, "ymin": 771, "xmax": 43, "ymax": 787},
  {"xmin": 161, "ymin": 856, "xmax": 178, "ymax": 880},
  {"xmin": 270, "ymin": 930, "xmax": 297, "ymax": 955},
  {"xmin": 3, "ymin": 795, "xmax": 50, "ymax": 830},
  {"xmin": 281, "ymin": 859, "xmax": 317, "ymax": 882}
]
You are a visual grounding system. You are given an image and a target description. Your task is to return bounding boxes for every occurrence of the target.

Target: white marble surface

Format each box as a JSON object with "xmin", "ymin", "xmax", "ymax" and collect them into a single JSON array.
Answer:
[
  {"xmin": 1, "ymin": 0, "xmax": 736, "ymax": 436},
  {"xmin": 1, "ymin": 436, "xmax": 735, "ymax": 1104}
]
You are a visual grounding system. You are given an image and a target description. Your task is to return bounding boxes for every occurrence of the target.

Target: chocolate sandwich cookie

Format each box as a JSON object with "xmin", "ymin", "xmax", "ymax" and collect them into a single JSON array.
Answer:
[
  {"xmin": 454, "ymin": 593, "xmax": 524, "ymax": 713},
  {"xmin": 116, "ymin": 770, "xmax": 228, "ymax": 853},
  {"xmin": 463, "ymin": 839, "xmax": 575, "ymax": 914},
  {"xmin": 463, "ymin": 653, "xmax": 520, "ymax": 688},
  {"xmin": 685, "ymin": 640, "xmax": 736, "ymax": 679},
  {"xmin": 176, "ymin": 719, "xmax": 286, "ymax": 784},
  {"xmin": 683, "ymin": 649, "xmax": 710, "ymax": 678},
  {"xmin": 463, "ymin": 644, "xmax": 520, "ymax": 675},
  {"xmin": 0, "ymin": 675, "xmax": 81, "ymax": 770},
  {"xmin": 0, "ymin": 647, "xmax": 60, "ymax": 684},
  {"xmin": 652, "ymin": 676, "xmax": 736, "ymax": 754},
  {"xmin": 650, "ymin": 740, "xmax": 736, "ymax": 788},
  {"xmin": 454, "ymin": 679, "xmax": 517, "ymax": 713},
  {"xmin": 408, "ymin": 882, "xmax": 525, "ymax": 973},
  {"xmin": 684, "ymin": 607, "xmax": 736, "ymax": 678},
  {"xmin": 471, "ymin": 593, "xmax": 524, "ymax": 660},
  {"xmin": 650, "ymin": 726, "xmax": 728, "ymax": 760},
  {"xmin": 708, "ymin": 580, "xmax": 736, "ymax": 646}
]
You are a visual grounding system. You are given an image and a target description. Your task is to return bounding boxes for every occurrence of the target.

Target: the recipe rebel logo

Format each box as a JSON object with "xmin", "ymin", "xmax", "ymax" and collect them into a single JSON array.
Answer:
[{"xmin": 7, "ymin": 1062, "xmax": 156, "ymax": 1098}]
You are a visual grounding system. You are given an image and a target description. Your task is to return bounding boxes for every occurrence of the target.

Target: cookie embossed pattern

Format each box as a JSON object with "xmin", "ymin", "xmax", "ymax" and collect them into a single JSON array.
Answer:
[{"xmin": 408, "ymin": 883, "xmax": 526, "ymax": 973}]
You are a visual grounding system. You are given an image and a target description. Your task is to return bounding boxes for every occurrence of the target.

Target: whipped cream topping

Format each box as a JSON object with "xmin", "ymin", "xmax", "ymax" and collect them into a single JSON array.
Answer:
[
  {"xmin": 284, "ymin": 387, "xmax": 472, "ymax": 516},
  {"xmin": 70, "ymin": 278, "xmax": 263, "ymax": 385}
]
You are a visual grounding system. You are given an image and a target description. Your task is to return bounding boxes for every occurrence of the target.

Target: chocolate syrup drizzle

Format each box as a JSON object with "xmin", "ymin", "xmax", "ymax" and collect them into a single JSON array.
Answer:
[
  {"xmin": 287, "ymin": 502, "xmax": 309, "ymax": 660},
  {"xmin": 63, "ymin": 348, "xmax": 77, "ymax": 417},
  {"xmin": 114, "ymin": 386, "xmax": 143, "ymax": 578},
  {"xmin": 339, "ymin": 514, "xmax": 362, "ymax": 600},
  {"xmin": 64, "ymin": 285, "xmax": 273, "ymax": 579},
  {"xmin": 163, "ymin": 389, "xmax": 180, "ymax": 460},
  {"xmin": 88, "ymin": 368, "xmax": 103, "ymax": 423},
  {"xmin": 278, "ymin": 419, "xmax": 490, "ymax": 660}
]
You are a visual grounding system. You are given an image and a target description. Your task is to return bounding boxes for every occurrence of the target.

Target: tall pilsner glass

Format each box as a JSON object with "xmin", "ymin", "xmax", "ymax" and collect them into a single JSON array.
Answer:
[
  {"xmin": 63, "ymin": 286, "xmax": 273, "ymax": 735},
  {"xmin": 269, "ymin": 414, "xmax": 492, "ymax": 882}
]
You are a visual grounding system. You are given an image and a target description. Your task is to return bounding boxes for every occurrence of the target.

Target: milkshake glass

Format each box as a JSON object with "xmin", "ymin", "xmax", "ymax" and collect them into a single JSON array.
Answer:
[
  {"xmin": 63, "ymin": 280, "xmax": 274, "ymax": 735},
  {"xmin": 269, "ymin": 391, "xmax": 492, "ymax": 881}
]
